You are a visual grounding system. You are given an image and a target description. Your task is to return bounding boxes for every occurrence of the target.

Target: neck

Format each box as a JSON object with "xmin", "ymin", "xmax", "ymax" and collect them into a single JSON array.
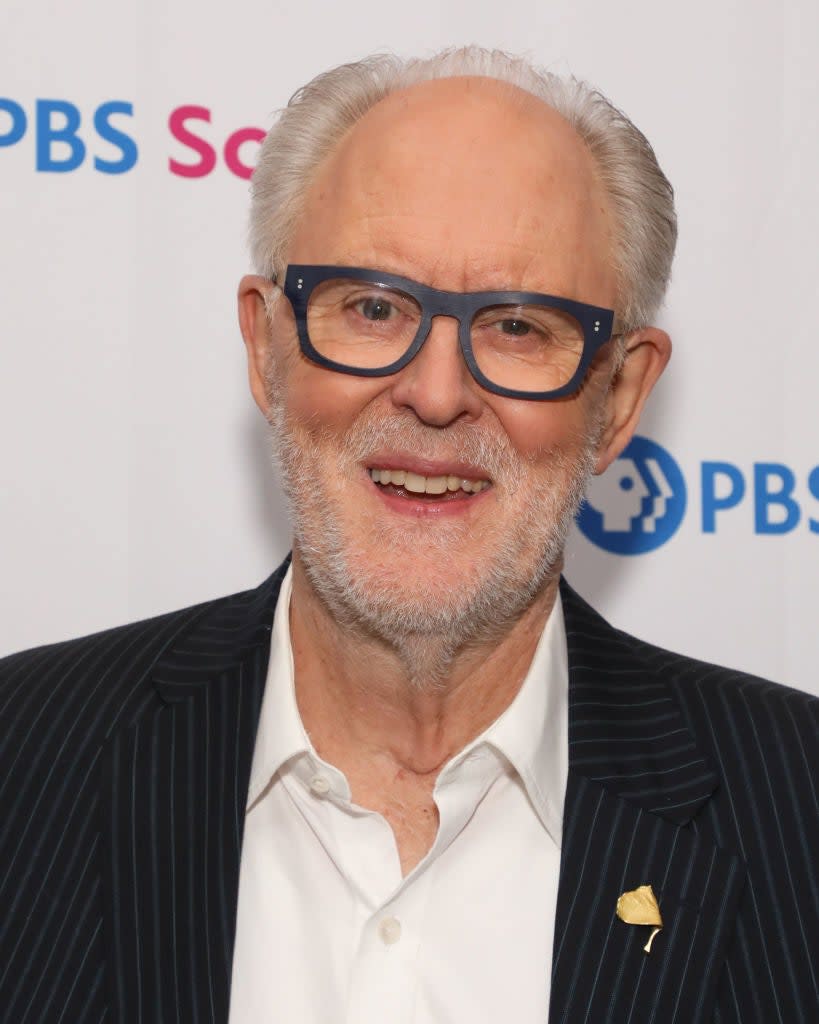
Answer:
[{"xmin": 288, "ymin": 553, "xmax": 559, "ymax": 777}]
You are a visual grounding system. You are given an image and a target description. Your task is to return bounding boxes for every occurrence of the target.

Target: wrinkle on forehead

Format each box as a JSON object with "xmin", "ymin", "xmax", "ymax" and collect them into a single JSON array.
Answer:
[{"xmin": 289, "ymin": 75, "xmax": 616, "ymax": 304}]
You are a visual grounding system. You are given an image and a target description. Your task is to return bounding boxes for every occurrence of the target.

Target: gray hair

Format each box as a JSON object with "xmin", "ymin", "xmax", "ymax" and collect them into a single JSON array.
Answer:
[{"xmin": 249, "ymin": 46, "xmax": 677, "ymax": 332}]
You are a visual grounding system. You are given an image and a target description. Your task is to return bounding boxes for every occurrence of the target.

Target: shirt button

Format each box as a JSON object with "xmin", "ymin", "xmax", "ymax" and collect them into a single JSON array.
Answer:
[
  {"xmin": 309, "ymin": 774, "xmax": 331, "ymax": 796},
  {"xmin": 378, "ymin": 916, "xmax": 402, "ymax": 945}
]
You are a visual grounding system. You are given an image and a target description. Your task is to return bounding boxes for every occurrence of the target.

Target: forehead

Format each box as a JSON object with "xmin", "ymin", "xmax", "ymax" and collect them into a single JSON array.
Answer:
[{"xmin": 288, "ymin": 76, "xmax": 616, "ymax": 302}]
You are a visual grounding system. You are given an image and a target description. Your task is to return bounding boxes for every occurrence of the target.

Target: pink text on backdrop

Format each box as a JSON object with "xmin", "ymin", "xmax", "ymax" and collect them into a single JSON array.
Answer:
[{"xmin": 168, "ymin": 105, "xmax": 265, "ymax": 180}]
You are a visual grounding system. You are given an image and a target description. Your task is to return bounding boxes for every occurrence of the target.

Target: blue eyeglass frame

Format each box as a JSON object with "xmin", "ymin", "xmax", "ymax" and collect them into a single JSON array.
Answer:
[{"xmin": 279, "ymin": 264, "xmax": 616, "ymax": 401}]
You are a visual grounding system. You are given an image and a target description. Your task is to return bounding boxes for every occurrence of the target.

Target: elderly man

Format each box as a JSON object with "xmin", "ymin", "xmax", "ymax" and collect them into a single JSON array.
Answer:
[{"xmin": 1, "ymin": 47, "xmax": 817, "ymax": 1024}]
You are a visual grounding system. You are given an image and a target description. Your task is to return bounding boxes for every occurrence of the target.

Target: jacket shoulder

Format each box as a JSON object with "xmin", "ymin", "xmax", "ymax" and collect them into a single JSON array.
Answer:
[
  {"xmin": 626, "ymin": 632, "xmax": 817, "ymax": 715},
  {"xmin": 561, "ymin": 576, "xmax": 817, "ymax": 716},
  {"xmin": 0, "ymin": 584, "xmax": 266, "ymax": 746},
  {"xmin": 611, "ymin": 625, "xmax": 818, "ymax": 850},
  {"xmin": 562, "ymin": 577, "xmax": 819, "ymax": 903}
]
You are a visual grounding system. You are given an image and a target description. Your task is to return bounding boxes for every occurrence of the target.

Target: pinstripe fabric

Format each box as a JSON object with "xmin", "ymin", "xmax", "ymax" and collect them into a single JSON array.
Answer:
[
  {"xmin": 0, "ymin": 595, "xmax": 219, "ymax": 1024},
  {"xmin": 549, "ymin": 775, "xmax": 744, "ymax": 1023},
  {"xmin": 1, "ymin": 561, "xmax": 816, "ymax": 1022},
  {"xmin": 101, "ymin": 565, "xmax": 282, "ymax": 1024},
  {"xmin": 552, "ymin": 586, "xmax": 819, "ymax": 1023}
]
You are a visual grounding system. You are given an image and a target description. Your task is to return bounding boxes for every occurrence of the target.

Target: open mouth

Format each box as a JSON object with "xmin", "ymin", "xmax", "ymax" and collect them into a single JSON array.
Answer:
[{"xmin": 368, "ymin": 467, "xmax": 491, "ymax": 501}]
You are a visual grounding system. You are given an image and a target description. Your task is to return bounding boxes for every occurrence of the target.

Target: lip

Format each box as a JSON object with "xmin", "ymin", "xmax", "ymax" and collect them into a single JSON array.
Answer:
[
  {"xmin": 363, "ymin": 461, "xmax": 492, "ymax": 519},
  {"xmin": 369, "ymin": 479, "xmax": 492, "ymax": 518},
  {"xmin": 364, "ymin": 451, "xmax": 491, "ymax": 482}
]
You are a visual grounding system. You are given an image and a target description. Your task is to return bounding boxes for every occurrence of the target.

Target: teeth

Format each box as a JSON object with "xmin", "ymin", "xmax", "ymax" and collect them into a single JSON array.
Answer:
[
  {"xmin": 370, "ymin": 468, "xmax": 488, "ymax": 495},
  {"xmin": 404, "ymin": 472, "xmax": 426, "ymax": 494},
  {"xmin": 425, "ymin": 476, "xmax": 448, "ymax": 495}
]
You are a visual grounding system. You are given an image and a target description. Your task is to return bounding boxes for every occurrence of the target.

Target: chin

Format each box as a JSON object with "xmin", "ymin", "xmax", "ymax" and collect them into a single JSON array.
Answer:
[{"xmin": 295, "ymin": 504, "xmax": 569, "ymax": 651}]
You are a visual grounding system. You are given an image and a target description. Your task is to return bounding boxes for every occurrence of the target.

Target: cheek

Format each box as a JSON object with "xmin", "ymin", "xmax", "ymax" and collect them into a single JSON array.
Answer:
[
  {"xmin": 267, "ymin": 299, "xmax": 382, "ymax": 429},
  {"xmin": 283, "ymin": 360, "xmax": 389, "ymax": 435},
  {"xmin": 490, "ymin": 396, "xmax": 595, "ymax": 461}
]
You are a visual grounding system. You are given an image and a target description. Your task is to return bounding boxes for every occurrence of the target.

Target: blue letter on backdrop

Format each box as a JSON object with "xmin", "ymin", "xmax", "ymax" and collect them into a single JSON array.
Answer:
[
  {"xmin": 701, "ymin": 462, "xmax": 745, "ymax": 533},
  {"xmin": 754, "ymin": 463, "xmax": 800, "ymax": 534},
  {"xmin": 807, "ymin": 466, "xmax": 819, "ymax": 533},
  {"xmin": 0, "ymin": 98, "xmax": 27, "ymax": 147},
  {"xmin": 94, "ymin": 101, "xmax": 137, "ymax": 174},
  {"xmin": 36, "ymin": 99, "xmax": 86, "ymax": 172}
]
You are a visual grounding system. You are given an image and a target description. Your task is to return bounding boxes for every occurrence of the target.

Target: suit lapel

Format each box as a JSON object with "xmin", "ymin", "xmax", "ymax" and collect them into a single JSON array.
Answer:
[
  {"xmin": 101, "ymin": 562, "xmax": 288, "ymax": 1024},
  {"xmin": 549, "ymin": 582, "xmax": 746, "ymax": 1024}
]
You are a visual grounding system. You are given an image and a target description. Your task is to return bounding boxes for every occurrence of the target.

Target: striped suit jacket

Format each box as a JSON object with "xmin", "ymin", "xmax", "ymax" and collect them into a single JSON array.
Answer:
[{"xmin": 1, "ymin": 560, "xmax": 817, "ymax": 1023}]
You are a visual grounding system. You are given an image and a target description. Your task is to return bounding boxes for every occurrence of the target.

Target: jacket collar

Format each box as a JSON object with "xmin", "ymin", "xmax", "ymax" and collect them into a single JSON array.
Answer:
[
  {"xmin": 559, "ymin": 578, "xmax": 718, "ymax": 825},
  {"xmin": 550, "ymin": 581, "xmax": 741, "ymax": 1024},
  {"xmin": 151, "ymin": 558, "xmax": 289, "ymax": 704},
  {"xmin": 100, "ymin": 560, "xmax": 289, "ymax": 1023}
]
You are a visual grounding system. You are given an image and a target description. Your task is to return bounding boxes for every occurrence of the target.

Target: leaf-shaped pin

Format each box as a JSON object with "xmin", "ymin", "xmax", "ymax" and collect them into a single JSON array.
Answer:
[{"xmin": 616, "ymin": 885, "xmax": 663, "ymax": 952}]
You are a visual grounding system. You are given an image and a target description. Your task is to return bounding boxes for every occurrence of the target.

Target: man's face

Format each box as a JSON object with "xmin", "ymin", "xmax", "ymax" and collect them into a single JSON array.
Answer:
[{"xmin": 246, "ymin": 77, "xmax": 631, "ymax": 650}]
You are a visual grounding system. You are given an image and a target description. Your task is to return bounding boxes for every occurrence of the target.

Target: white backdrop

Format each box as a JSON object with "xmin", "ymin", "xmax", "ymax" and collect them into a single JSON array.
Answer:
[{"xmin": 1, "ymin": 0, "xmax": 817, "ymax": 694}]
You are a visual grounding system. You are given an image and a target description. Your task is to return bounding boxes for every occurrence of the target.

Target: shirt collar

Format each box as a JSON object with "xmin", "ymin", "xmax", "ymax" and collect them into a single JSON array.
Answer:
[
  {"xmin": 473, "ymin": 594, "xmax": 568, "ymax": 845},
  {"xmin": 246, "ymin": 564, "xmax": 310, "ymax": 808},
  {"xmin": 248, "ymin": 563, "xmax": 568, "ymax": 845}
]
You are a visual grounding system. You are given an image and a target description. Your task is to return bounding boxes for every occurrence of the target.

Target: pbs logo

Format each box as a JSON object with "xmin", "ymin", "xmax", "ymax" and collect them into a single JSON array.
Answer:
[{"xmin": 577, "ymin": 436, "xmax": 687, "ymax": 554}]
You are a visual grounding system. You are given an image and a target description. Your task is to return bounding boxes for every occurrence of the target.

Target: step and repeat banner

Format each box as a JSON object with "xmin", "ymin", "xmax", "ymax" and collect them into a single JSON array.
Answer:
[{"xmin": 1, "ymin": 1, "xmax": 817, "ymax": 694}]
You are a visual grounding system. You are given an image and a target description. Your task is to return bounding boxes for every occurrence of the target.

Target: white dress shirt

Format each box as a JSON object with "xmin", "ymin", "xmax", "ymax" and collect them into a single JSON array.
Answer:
[{"xmin": 229, "ymin": 566, "xmax": 568, "ymax": 1023}]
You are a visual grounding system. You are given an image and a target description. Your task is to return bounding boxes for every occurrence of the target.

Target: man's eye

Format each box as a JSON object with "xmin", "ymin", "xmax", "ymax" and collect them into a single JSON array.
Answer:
[
  {"xmin": 357, "ymin": 297, "xmax": 395, "ymax": 321},
  {"xmin": 499, "ymin": 318, "xmax": 532, "ymax": 336}
]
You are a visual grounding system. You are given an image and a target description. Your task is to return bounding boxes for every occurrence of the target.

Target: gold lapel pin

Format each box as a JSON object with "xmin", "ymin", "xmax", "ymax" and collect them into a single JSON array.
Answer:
[{"xmin": 616, "ymin": 885, "xmax": 663, "ymax": 953}]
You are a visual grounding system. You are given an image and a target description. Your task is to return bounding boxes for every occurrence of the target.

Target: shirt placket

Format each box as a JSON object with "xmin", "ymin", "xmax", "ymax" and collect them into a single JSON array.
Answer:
[{"xmin": 345, "ymin": 868, "xmax": 432, "ymax": 1024}]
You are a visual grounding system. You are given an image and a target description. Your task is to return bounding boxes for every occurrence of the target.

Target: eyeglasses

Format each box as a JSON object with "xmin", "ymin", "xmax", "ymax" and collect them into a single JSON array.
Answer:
[{"xmin": 277, "ymin": 264, "xmax": 616, "ymax": 400}]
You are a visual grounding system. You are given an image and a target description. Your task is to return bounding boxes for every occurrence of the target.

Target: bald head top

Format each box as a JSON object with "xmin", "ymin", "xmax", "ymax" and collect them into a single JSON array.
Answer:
[
  {"xmin": 250, "ymin": 48, "xmax": 676, "ymax": 331},
  {"xmin": 288, "ymin": 76, "xmax": 617, "ymax": 309}
]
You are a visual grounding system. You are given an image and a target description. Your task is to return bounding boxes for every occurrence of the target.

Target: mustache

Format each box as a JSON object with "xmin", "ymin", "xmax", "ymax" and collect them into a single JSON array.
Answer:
[
  {"xmin": 336, "ymin": 409, "xmax": 599, "ymax": 481},
  {"xmin": 269, "ymin": 392, "xmax": 601, "ymax": 488},
  {"xmin": 333, "ymin": 411, "xmax": 528, "ymax": 482}
]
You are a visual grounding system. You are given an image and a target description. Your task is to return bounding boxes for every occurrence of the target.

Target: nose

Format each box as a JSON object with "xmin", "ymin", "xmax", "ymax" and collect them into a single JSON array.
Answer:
[{"xmin": 388, "ymin": 314, "xmax": 484, "ymax": 426}]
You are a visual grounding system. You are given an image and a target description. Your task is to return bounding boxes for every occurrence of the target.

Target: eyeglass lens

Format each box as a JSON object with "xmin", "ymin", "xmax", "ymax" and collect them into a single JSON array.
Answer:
[{"xmin": 305, "ymin": 277, "xmax": 585, "ymax": 393}]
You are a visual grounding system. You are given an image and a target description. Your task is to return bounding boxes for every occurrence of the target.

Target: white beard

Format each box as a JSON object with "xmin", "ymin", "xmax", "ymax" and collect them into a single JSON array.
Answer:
[{"xmin": 267, "ymin": 393, "xmax": 600, "ymax": 686}]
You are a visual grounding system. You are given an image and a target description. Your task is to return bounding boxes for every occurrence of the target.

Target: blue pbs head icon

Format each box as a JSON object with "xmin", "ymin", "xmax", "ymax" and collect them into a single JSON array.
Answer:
[{"xmin": 577, "ymin": 436, "xmax": 687, "ymax": 554}]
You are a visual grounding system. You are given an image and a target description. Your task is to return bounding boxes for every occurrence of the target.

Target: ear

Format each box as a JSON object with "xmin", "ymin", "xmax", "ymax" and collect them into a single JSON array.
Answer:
[
  {"xmin": 238, "ymin": 274, "xmax": 276, "ymax": 416},
  {"xmin": 594, "ymin": 327, "xmax": 671, "ymax": 474}
]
